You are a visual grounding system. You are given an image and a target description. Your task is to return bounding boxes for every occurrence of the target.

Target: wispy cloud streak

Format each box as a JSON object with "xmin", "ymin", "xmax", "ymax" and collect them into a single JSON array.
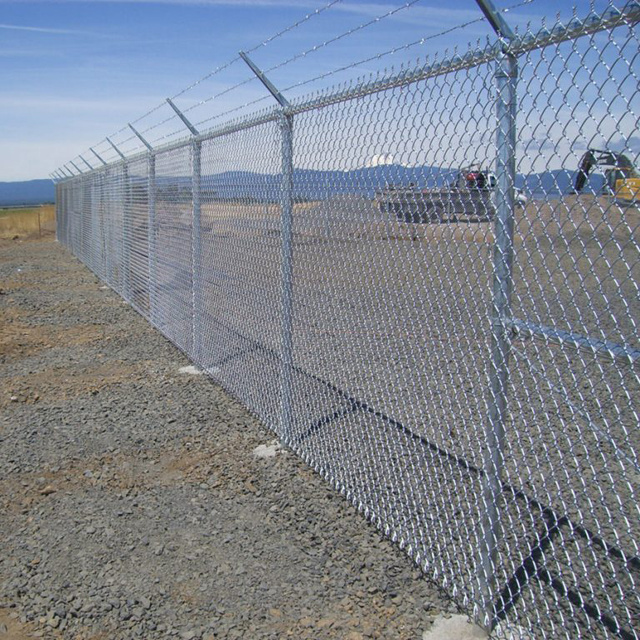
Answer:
[{"xmin": 0, "ymin": 23, "xmax": 97, "ymax": 35}]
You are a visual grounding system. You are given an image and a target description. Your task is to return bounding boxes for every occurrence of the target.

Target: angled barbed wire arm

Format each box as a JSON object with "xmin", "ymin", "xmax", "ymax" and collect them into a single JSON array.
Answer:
[
  {"xmin": 239, "ymin": 51, "xmax": 294, "ymax": 443},
  {"xmin": 166, "ymin": 97, "xmax": 200, "ymax": 137},
  {"xmin": 90, "ymin": 147, "xmax": 108, "ymax": 166},
  {"xmin": 128, "ymin": 123, "xmax": 153, "ymax": 152},
  {"xmin": 239, "ymin": 51, "xmax": 291, "ymax": 110},
  {"xmin": 69, "ymin": 160, "xmax": 84, "ymax": 175},
  {"xmin": 79, "ymin": 155, "xmax": 94, "ymax": 172},
  {"xmin": 106, "ymin": 137, "xmax": 127, "ymax": 162},
  {"xmin": 475, "ymin": 0, "xmax": 516, "ymax": 42}
]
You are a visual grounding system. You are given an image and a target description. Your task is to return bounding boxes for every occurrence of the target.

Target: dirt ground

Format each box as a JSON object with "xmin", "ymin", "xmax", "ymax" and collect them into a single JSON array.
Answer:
[{"xmin": 0, "ymin": 232, "xmax": 457, "ymax": 639}]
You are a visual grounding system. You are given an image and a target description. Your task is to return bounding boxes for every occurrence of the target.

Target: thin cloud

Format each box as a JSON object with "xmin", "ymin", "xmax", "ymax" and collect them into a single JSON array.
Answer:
[
  {"xmin": 0, "ymin": 0, "xmax": 319, "ymax": 5},
  {"xmin": 0, "ymin": 23, "xmax": 97, "ymax": 35}
]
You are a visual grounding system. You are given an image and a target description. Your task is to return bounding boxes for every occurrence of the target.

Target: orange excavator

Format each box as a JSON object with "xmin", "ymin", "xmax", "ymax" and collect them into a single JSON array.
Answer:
[{"xmin": 574, "ymin": 148, "xmax": 640, "ymax": 204}]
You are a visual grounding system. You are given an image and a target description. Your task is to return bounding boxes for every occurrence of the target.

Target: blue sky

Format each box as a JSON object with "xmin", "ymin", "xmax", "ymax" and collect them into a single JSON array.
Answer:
[{"xmin": 0, "ymin": 0, "xmax": 631, "ymax": 180}]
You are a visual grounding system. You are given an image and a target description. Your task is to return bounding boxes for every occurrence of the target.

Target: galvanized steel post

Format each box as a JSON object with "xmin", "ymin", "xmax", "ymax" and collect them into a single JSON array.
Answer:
[
  {"xmin": 55, "ymin": 182, "xmax": 61, "ymax": 241},
  {"xmin": 280, "ymin": 111, "xmax": 294, "ymax": 442},
  {"xmin": 192, "ymin": 138, "xmax": 202, "ymax": 362},
  {"xmin": 127, "ymin": 124, "xmax": 153, "ymax": 306},
  {"xmin": 240, "ymin": 50, "xmax": 294, "ymax": 441},
  {"xmin": 480, "ymin": 50, "xmax": 518, "ymax": 628},
  {"xmin": 166, "ymin": 96, "xmax": 202, "ymax": 362},
  {"xmin": 122, "ymin": 161, "xmax": 132, "ymax": 302},
  {"xmin": 148, "ymin": 152, "xmax": 157, "ymax": 324}
]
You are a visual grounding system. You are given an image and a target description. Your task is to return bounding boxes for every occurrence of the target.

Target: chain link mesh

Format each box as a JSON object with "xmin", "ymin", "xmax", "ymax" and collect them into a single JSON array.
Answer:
[{"xmin": 55, "ymin": 4, "xmax": 639, "ymax": 638}]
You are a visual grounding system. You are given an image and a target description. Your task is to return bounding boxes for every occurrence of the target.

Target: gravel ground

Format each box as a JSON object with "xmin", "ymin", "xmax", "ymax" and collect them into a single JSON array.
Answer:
[{"xmin": 0, "ymin": 235, "xmax": 457, "ymax": 640}]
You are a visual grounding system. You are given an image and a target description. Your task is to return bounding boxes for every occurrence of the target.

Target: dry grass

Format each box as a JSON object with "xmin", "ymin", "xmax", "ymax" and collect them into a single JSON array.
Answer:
[{"xmin": 0, "ymin": 205, "xmax": 55, "ymax": 239}]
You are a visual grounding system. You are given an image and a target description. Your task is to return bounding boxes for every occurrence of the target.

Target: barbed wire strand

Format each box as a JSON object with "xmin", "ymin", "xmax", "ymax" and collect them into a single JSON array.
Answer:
[
  {"xmin": 58, "ymin": 0, "xmax": 343, "ymax": 171},
  {"xmin": 58, "ymin": 0, "xmax": 535, "ymax": 171},
  {"xmin": 280, "ymin": 0, "xmax": 535, "ymax": 95},
  {"xmin": 183, "ymin": 0, "xmax": 426, "ymax": 121},
  {"xmin": 172, "ymin": 0, "xmax": 343, "ymax": 100},
  {"xmin": 192, "ymin": 0, "xmax": 534, "ymax": 131},
  {"xmin": 266, "ymin": 0, "xmax": 424, "ymax": 76},
  {"xmin": 80, "ymin": 0, "xmax": 425, "ymax": 154}
]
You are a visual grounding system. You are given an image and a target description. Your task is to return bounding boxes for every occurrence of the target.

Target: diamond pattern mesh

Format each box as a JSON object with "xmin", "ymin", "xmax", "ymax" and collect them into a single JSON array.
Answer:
[{"xmin": 54, "ymin": 6, "xmax": 639, "ymax": 638}]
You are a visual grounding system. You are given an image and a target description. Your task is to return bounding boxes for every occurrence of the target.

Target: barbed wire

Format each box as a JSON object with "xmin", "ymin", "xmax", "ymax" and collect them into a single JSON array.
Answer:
[
  {"xmin": 56, "ymin": 0, "xmax": 343, "ymax": 172},
  {"xmin": 191, "ymin": 0, "xmax": 535, "ymax": 132},
  {"xmin": 56, "ymin": 0, "xmax": 537, "ymax": 173},
  {"xmin": 264, "ymin": 0, "xmax": 424, "ymax": 77},
  {"xmin": 172, "ymin": 0, "xmax": 342, "ymax": 100},
  {"xmin": 186, "ymin": 0, "xmax": 428, "ymax": 129},
  {"xmin": 280, "ymin": 0, "xmax": 536, "ymax": 95}
]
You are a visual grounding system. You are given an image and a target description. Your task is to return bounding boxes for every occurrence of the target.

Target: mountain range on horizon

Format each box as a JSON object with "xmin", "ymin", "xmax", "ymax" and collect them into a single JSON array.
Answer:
[
  {"xmin": 0, "ymin": 165, "xmax": 603, "ymax": 206},
  {"xmin": 0, "ymin": 179, "xmax": 55, "ymax": 206}
]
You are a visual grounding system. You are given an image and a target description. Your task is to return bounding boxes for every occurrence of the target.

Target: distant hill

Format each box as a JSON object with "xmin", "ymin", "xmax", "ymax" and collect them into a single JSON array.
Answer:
[
  {"xmin": 0, "ymin": 179, "xmax": 55, "ymax": 206},
  {"xmin": 156, "ymin": 165, "xmax": 591, "ymax": 202},
  {"xmin": 5, "ymin": 166, "xmax": 599, "ymax": 208}
]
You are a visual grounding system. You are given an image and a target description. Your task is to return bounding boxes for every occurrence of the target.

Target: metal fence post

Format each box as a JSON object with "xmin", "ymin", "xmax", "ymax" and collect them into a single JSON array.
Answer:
[
  {"xmin": 239, "ymin": 50, "xmax": 294, "ymax": 441},
  {"xmin": 127, "ymin": 125, "xmax": 153, "ymax": 306},
  {"xmin": 192, "ymin": 138, "xmax": 202, "ymax": 362},
  {"xmin": 55, "ymin": 183, "xmax": 61, "ymax": 242},
  {"xmin": 479, "ymin": 49, "xmax": 518, "ymax": 628},
  {"xmin": 148, "ymin": 152, "xmax": 157, "ymax": 324},
  {"xmin": 280, "ymin": 111, "xmax": 294, "ymax": 442},
  {"xmin": 97, "ymin": 171, "xmax": 106, "ymax": 280},
  {"xmin": 122, "ymin": 162, "xmax": 131, "ymax": 301},
  {"xmin": 165, "ymin": 97, "xmax": 202, "ymax": 362}
]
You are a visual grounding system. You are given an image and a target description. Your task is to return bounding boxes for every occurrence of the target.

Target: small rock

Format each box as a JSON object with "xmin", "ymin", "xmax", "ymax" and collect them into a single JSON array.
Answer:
[
  {"xmin": 252, "ymin": 440, "xmax": 281, "ymax": 459},
  {"xmin": 39, "ymin": 485, "xmax": 56, "ymax": 496},
  {"xmin": 422, "ymin": 615, "xmax": 487, "ymax": 640},
  {"xmin": 47, "ymin": 616, "xmax": 60, "ymax": 629},
  {"xmin": 178, "ymin": 366, "xmax": 203, "ymax": 375}
]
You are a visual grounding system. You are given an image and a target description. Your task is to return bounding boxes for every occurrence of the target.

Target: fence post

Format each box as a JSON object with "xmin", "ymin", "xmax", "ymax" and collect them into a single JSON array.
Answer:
[
  {"xmin": 99, "ymin": 170, "xmax": 108, "ymax": 286},
  {"xmin": 127, "ymin": 125, "xmax": 153, "ymax": 307},
  {"xmin": 165, "ymin": 98, "xmax": 203, "ymax": 361},
  {"xmin": 192, "ymin": 138, "xmax": 202, "ymax": 362},
  {"xmin": 148, "ymin": 152, "xmax": 157, "ymax": 324},
  {"xmin": 239, "ymin": 50, "xmax": 294, "ymax": 441},
  {"xmin": 55, "ymin": 183, "xmax": 60, "ymax": 241},
  {"xmin": 122, "ymin": 162, "xmax": 132, "ymax": 301},
  {"xmin": 479, "ymin": 49, "xmax": 518, "ymax": 629},
  {"xmin": 280, "ymin": 111, "xmax": 294, "ymax": 442}
]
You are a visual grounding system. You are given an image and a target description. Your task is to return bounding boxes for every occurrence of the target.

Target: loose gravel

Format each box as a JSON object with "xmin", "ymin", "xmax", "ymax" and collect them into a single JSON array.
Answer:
[{"xmin": 0, "ymin": 236, "xmax": 458, "ymax": 639}]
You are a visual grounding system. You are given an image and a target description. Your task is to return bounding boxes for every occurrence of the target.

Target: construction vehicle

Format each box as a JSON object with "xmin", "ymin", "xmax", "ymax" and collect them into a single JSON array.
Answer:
[
  {"xmin": 376, "ymin": 165, "xmax": 526, "ymax": 223},
  {"xmin": 574, "ymin": 148, "xmax": 640, "ymax": 204}
]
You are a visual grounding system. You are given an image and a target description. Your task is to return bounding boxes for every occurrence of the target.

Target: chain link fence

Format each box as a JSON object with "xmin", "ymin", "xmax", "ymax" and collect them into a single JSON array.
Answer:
[{"xmin": 55, "ymin": 3, "xmax": 639, "ymax": 638}]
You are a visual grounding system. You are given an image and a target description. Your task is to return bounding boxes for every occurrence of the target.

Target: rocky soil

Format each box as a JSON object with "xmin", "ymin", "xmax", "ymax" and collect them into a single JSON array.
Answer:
[{"xmin": 0, "ymin": 235, "xmax": 456, "ymax": 639}]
